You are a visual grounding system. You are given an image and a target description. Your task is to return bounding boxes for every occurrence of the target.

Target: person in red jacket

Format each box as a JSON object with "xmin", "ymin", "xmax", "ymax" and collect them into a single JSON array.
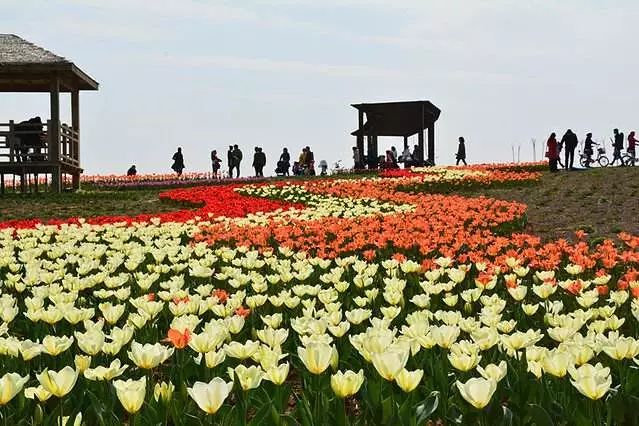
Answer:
[
  {"xmin": 546, "ymin": 132, "xmax": 559, "ymax": 172},
  {"xmin": 628, "ymin": 131, "xmax": 637, "ymax": 161}
]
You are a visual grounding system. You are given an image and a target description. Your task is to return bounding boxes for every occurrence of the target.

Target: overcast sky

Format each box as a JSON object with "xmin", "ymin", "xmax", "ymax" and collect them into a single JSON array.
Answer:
[{"xmin": 2, "ymin": 0, "xmax": 638, "ymax": 176}]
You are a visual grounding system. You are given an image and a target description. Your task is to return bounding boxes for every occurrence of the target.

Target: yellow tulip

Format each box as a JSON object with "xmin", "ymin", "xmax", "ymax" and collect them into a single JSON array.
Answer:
[
  {"xmin": 476, "ymin": 361, "xmax": 507, "ymax": 382},
  {"xmin": 224, "ymin": 340, "xmax": 260, "ymax": 360},
  {"xmin": 263, "ymin": 363, "xmax": 290, "ymax": 386},
  {"xmin": 541, "ymin": 351, "xmax": 573, "ymax": 378},
  {"xmin": 36, "ymin": 366, "xmax": 78, "ymax": 397},
  {"xmin": 395, "ymin": 369, "xmax": 424, "ymax": 393},
  {"xmin": 568, "ymin": 363, "xmax": 612, "ymax": 400},
  {"xmin": 231, "ymin": 365, "xmax": 264, "ymax": 391},
  {"xmin": 24, "ymin": 385, "xmax": 52, "ymax": 402},
  {"xmin": 84, "ymin": 359, "xmax": 128, "ymax": 381},
  {"xmin": 204, "ymin": 350, "xmax": 227, "ymax": 368},
  {"xmin": 74, "ymin": 355, "xmax": 92, "ymax": 373},
  {"xmin": 0, "ymin": 373, "xmax": 29, "ymax": 405},
  {"xmin": 431, "ymin": 325, "xmax": 460, "ymax": 349},
  {"xmin": 298, "ymin": 342, "xmax": 334, "ymax": 375},
  {"xmin": 113, "ymin": 377, "xmax": 146, "ymax": 414},
  {"xmin": 371, "ymin": 345, "xmax": 410, "ymax": 381},
  {"xmin": 42, "ymin": 335, "xmax": 74, "ymax": 356},
  {"xmin": 456, "ymin": 377, "xmax": 497, "ymax": 409},
  {"xmin": 128, "ymin": 342, "xmax": 174, "ymax": 369},
  {"xmin": 154, "ymin": 381, "xmax": 175, "ymax": 403},
  {"xmin": 331, "ymin": 369, "xmax": 364, "ymax": 398},
  {"xmin": 188, "ymin": 378, "xmax": 234, "ymax": 414}
]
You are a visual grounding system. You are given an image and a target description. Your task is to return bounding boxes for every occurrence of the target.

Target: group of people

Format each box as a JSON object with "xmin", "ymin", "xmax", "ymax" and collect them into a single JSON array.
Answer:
[
  {"xmin": 351, "ymin": 136, "xmax": 467, "ymax": 169},
  {"xmin": 546, "ymin": 129, "xmax": 637, "ymax": 172},
  {"xmin": 276, "ymin": 146, "xmax": 315, "ymax": 176}
]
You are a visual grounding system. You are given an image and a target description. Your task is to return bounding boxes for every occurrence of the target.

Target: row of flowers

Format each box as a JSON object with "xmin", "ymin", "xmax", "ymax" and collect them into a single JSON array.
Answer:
[{"xmin": 0, "ymin": 221, "xmax": 639, "ymax": 423}]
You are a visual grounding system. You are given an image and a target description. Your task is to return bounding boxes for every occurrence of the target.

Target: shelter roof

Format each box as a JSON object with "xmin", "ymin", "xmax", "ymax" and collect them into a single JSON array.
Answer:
[
  {"xmin": 351, "ymin": 100, "xmax": 440, "ymax": 137},
  {"xmin": 0, "ymin": 34, "xmax": 99, "ymax": 92}
]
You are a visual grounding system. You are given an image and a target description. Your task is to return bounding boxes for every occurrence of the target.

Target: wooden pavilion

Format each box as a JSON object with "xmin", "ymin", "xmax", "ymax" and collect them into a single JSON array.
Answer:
[
  {"xmin": 351, "ymin": 100, "xmax": 441, "ymax": 168},
  {"xmin": 0, "ymin": 34, "xmax": 99, "ymax": 193}
]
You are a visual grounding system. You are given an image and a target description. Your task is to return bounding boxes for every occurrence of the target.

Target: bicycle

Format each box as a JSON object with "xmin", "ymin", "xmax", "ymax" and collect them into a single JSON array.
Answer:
[
  {"xmin": 579, "ymin": 146, "xmax": 609, "ymax": 168},
  {"xmin": 622, "ymin": 150, "xmax": 636, "ymax": 166},
  {"xmin": 331, "ymin": 160, "xmax": 347, "ymax": 175}
]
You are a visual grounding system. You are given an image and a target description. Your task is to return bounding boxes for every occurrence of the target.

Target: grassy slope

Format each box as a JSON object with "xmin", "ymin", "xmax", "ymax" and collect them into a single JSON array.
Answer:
[
  {"xmin": 0, "ymin": 168, "xmax": 638, "ymax": 244},
  {"xmin": 464, "ymin": 166, "xmax": 639, "ymax": 242},
  {"xmin": 0, "ymin": 189, "xmax": 187, "ymax": 221}
]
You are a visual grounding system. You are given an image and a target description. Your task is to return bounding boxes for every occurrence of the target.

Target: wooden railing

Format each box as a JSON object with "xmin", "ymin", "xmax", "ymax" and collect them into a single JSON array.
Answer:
[
  {"xmin": 60, "ymin": 123, "xmax": 80, "ymax": 167},
  {"xmin": 0, "ymin": 120, "xmax": 79, "ymax": 167}
]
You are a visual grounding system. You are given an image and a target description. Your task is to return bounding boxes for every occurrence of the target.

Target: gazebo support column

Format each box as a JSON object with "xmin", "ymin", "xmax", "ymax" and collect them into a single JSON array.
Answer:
[
  {"xmin": 356, "ymin": 110, "xmax": 364, "ymax": 168},
  {"xmin": 418, "ymin": 129, "xmax": 424, "ymax": 166},
  {"xmin": 71, "ymin": 89, "xmax": 80, "ymax": 190},
  {"xmin": 428, "ymin": 125, "xmax": 435, "ymax": 165},
  {"xmin": 49, "ymin": 76, "xmax": 61, "ymax": 192},
  {"xmin": 403, "ymin": 136, "xmax": 408, "ymax": 151}
]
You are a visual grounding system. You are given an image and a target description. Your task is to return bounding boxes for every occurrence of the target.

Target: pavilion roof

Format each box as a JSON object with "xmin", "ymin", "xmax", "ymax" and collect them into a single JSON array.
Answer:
[
  {"xmin": 0, "ymin": 34, "xmax": 99, "ymax": 92},
  {"xmin": 351, "ymin": 100, "xmax": 441, "ymax": 137}
]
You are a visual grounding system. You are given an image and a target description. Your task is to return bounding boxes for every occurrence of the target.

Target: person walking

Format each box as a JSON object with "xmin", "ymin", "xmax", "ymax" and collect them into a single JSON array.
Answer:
[
  {"xmin": 627, "ymin": 131, "xmax": 637, "ymax": 164},
  {"xmin": 211, "ymin": 150, "xmax": 222, "ymax": 178},
  {"xmin": 583, "ymin": 133, "xmax": 597, "ymax": 168},
  {"xmin": 231, "ymin": 144, "xmax": 243, "ymax": 178},
  {"xmin": 227, "ymin": 145, "xmax": 235, "ymax": 178},
  {"xmin": 171, "ymin": 147, "xmax": 185, "ymax": 176},
  {"xmin": 279, "ymin": 148, "xmax": 291, "ymax": 176},
  {"xmin": 456, "ymin": 136, "xmax": 467, "ymax": 166},
  {"xmin": 546, "ymin": 132, "xmax": 560, "ymax": 172},
  {"xmin": 611, "ymin": 129, "xmax": 625, "ymax": 166}
]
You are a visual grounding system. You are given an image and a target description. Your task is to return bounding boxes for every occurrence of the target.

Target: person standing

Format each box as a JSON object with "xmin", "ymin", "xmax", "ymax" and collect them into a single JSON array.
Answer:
[
  {"xmin": 257, "ymin": 148, "xmax": 266, "ymax": 176},
  {"xmin": 211, "ymin": 150, "xmax": 222, "ymax": 178},
  {"xmin": 390, "ymin": 146, "xmax": 399, "ymax": 166},
  {"xmin": 456, "ymin": 136, "xmax": 467, "ymax": 166},
  {"xmin": 252, "ymin": 147, "xmax": 260, "ymax": 177},
  {"xmin": 127, "ymin": 165, "xmax": 137, "ymax": 176},
  {"xmin": 561, "ymin": 129, "xmax": 577, "ymax": 170},
  {"xmin": 546, "ymin": 132, "xmax": 559, "ymax": 172},
  {"xmin": 305, "ymin": 146, "xmax": 315, "ymax": 175},
  {"xmin": 279, "ymin": 148, "xmax": 291, "ymax": 176},
  {"xmin": 171, "ymin": 147, "xmax": 185, "ymax": 176},
  {"xmin": 352, "ymin": 146, "xmax": 362, "ymax": 169},
  {"xmin": 401, "ymin": 145, "xmax": 412, "ymax": 168},
  {"xmin": 611, "ymin": 129, "xmax": 625, "ymax": 166},
  {"xmin": 227, "ymin": 145, "xmax": 235, "ymax": 178},
  {"xmin": 231, "ymin": 144, "xmax": 243, "ymax": 178}
]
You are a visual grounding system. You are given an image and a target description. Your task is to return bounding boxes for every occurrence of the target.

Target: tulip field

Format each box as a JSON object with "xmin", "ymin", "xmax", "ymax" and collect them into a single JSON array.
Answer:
[{"xmin": 2, "ymin": 163, "xmax": 639, "ymax": 425}]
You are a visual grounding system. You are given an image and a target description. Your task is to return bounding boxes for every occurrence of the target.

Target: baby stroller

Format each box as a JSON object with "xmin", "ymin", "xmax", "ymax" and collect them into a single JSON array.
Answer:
[{"xmin": 275, "ymin": 160, "xmax": 289, "ymax": 176}]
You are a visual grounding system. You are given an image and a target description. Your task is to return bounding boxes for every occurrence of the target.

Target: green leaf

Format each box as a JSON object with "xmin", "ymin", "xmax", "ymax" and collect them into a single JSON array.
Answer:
[
  {"xmin": 501, "ymin": 405, "xmax": 513, "ymax": 426},
  {"xmin": 527, "ymin": 403, "xmax": 554, "ymax": 426},
  {"xmin": 415, "ymin": 391, "xmax": 440, "ymax": 424}
]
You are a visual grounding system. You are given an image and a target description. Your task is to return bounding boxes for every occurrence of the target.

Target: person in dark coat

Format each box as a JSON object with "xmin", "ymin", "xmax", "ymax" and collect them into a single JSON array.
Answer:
[
  {"xmin": 127, "ymin": 165, "xmax": 137, "ymax": 176},
  {"xmin": 456, "ymin": 136, "xmax": 467, "ymax": 165},
  {"xmin": 171, "ymin": 147, "xmax": 185, "ymax": 176},
  {"xmin": 546, "ymin": 132, "xmax": 559, "ymax": 172},
  {"xmin": 227, "ymin": 145, "xmax": 235, "ymax": 178},
  {"xmin": 561, "ymin": 130, "xmax": 578, "ymax": 170},
  {"xmin": 256, "ymin": 147, "xmax": 266, "ymax": 177},
  {"xmin": 279, "ymin": 148, "xmax": 291, "ymax": 176},
  {"xmin": 231, "ymin": 144, "xmax": 243, "ymax": 178},
  {"xmin": 611, "ymin": 129, "xmax": 625, "ymax": 166},
  {"xmin": 305, "ymin": 146, "xmax": 315, "ymax": 175}
]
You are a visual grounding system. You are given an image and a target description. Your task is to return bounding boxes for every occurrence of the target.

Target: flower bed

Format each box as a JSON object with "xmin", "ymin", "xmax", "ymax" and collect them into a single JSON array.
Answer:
[{"xmin": 0, "ymin": 164, "xmax": 638, "ymax": 425}]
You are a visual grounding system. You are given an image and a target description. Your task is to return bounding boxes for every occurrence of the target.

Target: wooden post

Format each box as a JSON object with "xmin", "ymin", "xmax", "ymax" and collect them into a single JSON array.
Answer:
[
  {"xmin": 428, "ymin": 124, "xmax": 435, "ymax": 165},
  {"xmin": 356, "ymin": 109, "xmax": 364, "ymax": 167},
  {"xmin": 50, "ymin": 77, "xmax": 61, "ymax": 192},
  {"xmin": 0, "ymin": 174, "xmax": 4, "ymax": 194},
  {"xmin": 403, "ymin": 136, "xmax": 408, "ymax": 151},
  {"xmin": 418, "ymin": 129, "xmax": 424, "ymax": 166},
  {"xmin": 71, "ymin": 89, "xmax": 80, "ymax": 190}
]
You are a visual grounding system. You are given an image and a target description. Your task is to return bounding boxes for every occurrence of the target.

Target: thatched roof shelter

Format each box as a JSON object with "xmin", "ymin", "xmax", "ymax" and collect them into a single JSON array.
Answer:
[{"xmin": 0, "ymin": 35, "xmax": 98, "ymax": 193}]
